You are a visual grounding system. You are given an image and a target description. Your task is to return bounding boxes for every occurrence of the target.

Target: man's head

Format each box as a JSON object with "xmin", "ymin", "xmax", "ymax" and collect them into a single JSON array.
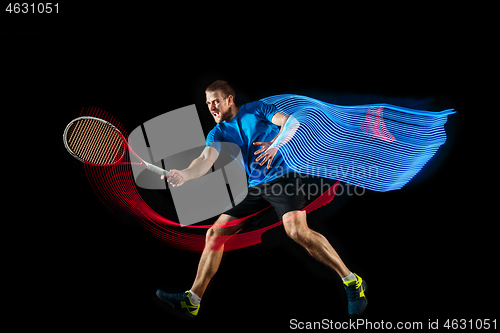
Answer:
[{"xmin": 205, "ymin": 80, "xmax": 237, "ymax": 123}]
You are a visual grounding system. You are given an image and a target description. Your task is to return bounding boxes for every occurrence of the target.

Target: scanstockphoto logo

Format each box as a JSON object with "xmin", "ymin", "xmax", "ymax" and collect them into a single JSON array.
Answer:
[
  {"xmin": 246, "ymin": 162, "xmax": 371, "ymax": 200},
  {"xmin": 255, "ymin": 176, "xmax": 368, "ymax": 199},
  {"xmin": 128, "ymin": 105, "xmax": 373, "ymax": 226}
]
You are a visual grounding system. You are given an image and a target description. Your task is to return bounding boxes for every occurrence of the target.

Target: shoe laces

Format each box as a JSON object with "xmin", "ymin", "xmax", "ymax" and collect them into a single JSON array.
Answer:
[{"xmin": 345, "ymin": 281, "xmax": 361, "ymax": 301}]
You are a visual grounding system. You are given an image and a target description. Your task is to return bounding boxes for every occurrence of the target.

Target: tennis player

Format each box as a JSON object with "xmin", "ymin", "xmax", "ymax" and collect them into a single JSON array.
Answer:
[{"xmin": 156, "ymin": 80, "xmax": 367, "ymax": 318}]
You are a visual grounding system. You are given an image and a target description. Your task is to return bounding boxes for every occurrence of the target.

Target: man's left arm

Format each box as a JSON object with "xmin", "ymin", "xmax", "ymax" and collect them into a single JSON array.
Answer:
[{"xmin": 253, "ymin": 111, "xmax": 299, "ymax": 169}]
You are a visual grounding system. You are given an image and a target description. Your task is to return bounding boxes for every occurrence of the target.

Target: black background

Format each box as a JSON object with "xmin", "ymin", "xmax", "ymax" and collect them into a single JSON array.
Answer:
[{"xmin": 3, "ymin": 4, "xmax": 495, "ymax": 331}]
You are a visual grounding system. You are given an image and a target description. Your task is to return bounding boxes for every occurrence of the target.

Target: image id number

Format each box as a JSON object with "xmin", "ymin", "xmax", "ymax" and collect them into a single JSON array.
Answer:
[
  {"xmin": 6, "ymin": 3, "xmax": 59, "ymax": 13},
  {"xmin": 444, "ymin": 319, "xmax": 497, "ymax": 330}
]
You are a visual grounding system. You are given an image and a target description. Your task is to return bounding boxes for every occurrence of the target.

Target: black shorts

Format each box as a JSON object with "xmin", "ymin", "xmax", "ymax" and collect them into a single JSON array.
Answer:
[{"xmin": 224, "ymin": 173, "xmax": 307, "ymax": 223}]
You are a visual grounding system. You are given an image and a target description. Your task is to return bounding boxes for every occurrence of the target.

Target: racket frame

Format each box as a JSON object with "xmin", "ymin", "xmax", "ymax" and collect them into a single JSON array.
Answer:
[{"xmin": 63, "ymin": 116, "xmax": 169, "ymax": 177}]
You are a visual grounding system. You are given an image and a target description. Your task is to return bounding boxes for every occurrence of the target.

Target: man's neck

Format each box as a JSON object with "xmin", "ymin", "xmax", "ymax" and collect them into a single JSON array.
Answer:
[{"xmin": 225, "ymin": 105, "xmax": 239, "ymax": 122}]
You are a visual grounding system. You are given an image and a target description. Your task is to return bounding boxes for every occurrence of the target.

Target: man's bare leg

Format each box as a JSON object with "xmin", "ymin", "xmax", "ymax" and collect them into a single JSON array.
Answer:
[
  {"xmin": 190, "ymin": 214, "xmax": 250, "ymax": 298},
  {"xmin": 282, "ymin": 210, "xmax": 351, "ymax": 278},
  {"xmin": 282, "ymin": 210, "xmax": 368, "ymax": 317}
]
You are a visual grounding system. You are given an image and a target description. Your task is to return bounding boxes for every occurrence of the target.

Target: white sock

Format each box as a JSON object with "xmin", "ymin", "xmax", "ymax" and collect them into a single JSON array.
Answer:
[
  {"xmin": 188, "ymin": 290, "xmax": 202, "ymax": 305},
  {"xmin": 342, "ymin": 272, "xmax": 357, "ymax": 283}
]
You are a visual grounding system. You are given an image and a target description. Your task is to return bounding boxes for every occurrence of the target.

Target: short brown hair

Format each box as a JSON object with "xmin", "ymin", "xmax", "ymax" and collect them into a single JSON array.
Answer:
[{"xmin": 205, "ymin": 80, "xmax": 236, "ymax": 103}]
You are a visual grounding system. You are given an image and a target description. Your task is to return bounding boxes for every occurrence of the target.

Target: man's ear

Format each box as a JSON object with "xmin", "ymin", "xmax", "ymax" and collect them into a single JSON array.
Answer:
[{"xmin": 226, "ymin": 94, "xmax": 234, "ymax": 107}]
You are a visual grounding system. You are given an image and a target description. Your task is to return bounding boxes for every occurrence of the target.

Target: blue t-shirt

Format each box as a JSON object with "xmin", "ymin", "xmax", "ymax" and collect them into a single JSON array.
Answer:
[{"xmin": 206, "ymin": 101, "xmax": 291, "ymax": 187}]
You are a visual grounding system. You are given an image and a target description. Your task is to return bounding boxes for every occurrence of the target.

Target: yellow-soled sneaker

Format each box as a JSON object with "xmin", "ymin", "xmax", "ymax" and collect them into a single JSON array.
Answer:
[
  {"xmin": 156, "ymin": 290, "xmax": 200, "ymax": 319},
  {"xmin": 343, "ymin": 272, "xmax": 368, "ymax": 317}
]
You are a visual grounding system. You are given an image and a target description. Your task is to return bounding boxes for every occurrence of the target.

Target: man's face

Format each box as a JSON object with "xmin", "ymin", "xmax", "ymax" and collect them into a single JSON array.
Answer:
[{"xmin": 206, "ymin": 90, "xmax": 232, "ymax": 123}]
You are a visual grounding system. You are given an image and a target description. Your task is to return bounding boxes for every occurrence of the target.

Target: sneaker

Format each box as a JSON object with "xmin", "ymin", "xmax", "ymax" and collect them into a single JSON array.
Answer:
[
  {"xmin": 156, "ymin": 290, "xmax": 200, "ymax": 319},
  {"xmin": 343, "ymin": 272, "xmax": 368, "ymax": 317}
]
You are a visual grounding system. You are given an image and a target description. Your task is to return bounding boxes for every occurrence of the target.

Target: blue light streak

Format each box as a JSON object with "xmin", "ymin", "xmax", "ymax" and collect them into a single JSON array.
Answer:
[{"xmin": 260, "ymin": 95, "xmax": 455, "ymax": 192}]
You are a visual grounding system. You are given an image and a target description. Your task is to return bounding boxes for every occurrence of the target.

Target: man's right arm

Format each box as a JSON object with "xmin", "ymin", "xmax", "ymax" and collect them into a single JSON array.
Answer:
[{"xmin": 161, "ymin": 146, "xmax": 219, "ymax": 187}]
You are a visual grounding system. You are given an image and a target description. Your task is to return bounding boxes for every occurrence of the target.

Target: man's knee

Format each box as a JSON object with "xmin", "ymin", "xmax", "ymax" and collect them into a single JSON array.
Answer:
[
  {"xmin": 206, "ymin": 223, "xmax": 234, "ymax": 240},
  {"xmin": 205, "ymin": 226, "xmax": 227, "ymax": 251},
  {"xmin": 283, "ymin": 211, "xmax": 310, "ymax": 245},
  {"xmin": 205, "ymin": 215, "xmax": 240, "ymax": 249},
  {"xmin": 286, "ymin": 226, "xmax": 312, "ymax": 244}
]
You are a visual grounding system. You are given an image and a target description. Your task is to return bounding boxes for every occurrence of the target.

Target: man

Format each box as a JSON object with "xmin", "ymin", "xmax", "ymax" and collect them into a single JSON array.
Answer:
[{"xmin": 156, "ymin": 80, "xmax": 367, "ymax": 318}]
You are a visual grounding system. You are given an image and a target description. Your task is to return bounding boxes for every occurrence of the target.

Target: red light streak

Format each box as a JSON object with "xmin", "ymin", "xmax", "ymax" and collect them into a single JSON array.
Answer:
[{"xmin": 77, "ymin": 107, "xmax": 342, "ymax": 252}]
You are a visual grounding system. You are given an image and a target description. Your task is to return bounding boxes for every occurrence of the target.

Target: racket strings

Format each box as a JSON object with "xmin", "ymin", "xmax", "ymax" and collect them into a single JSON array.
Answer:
[{"xmin": 67, "ymin": 118, "xmax": 125, "ymax": 165}]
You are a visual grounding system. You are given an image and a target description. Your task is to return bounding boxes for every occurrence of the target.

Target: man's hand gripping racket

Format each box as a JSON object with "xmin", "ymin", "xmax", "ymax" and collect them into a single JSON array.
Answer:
[{"xmin": 63, "ymin": 116, "xmax": 170, "ymax": 177}]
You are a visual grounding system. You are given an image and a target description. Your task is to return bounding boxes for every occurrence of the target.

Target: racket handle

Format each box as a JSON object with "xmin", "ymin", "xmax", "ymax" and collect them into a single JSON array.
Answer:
[{"xmin": 144, "ymin": 161, "xmax": 170, "ymax": 177}]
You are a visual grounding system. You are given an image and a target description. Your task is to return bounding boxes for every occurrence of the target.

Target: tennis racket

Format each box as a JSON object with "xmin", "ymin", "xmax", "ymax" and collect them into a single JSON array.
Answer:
[{"xmin": 63, "ymin": 116, "xmax": 170, "ymax": 177}]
